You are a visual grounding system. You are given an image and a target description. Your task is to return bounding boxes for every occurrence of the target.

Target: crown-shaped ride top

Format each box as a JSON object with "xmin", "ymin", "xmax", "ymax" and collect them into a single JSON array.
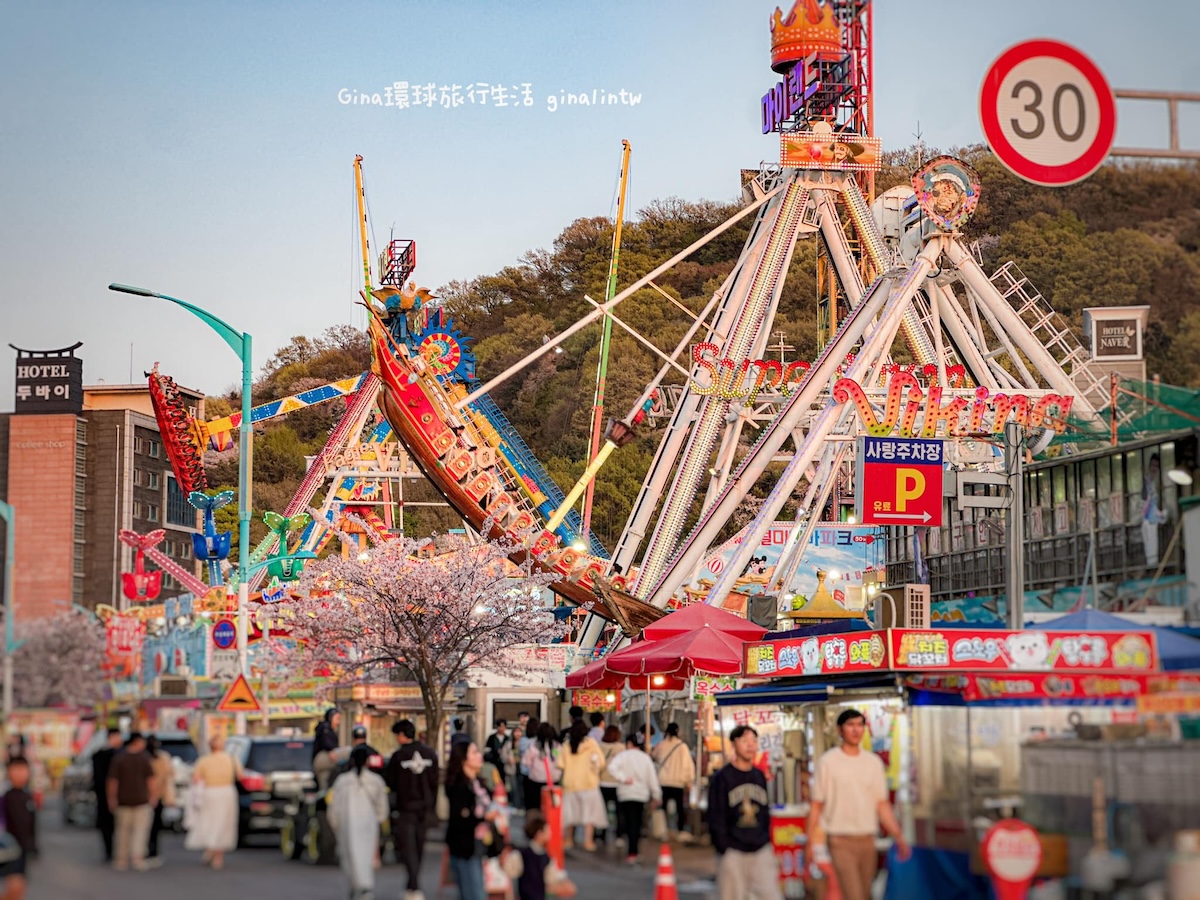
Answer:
[{"xmin": 771, "ymin": 0, "xmax": 843, "ymax": 73}]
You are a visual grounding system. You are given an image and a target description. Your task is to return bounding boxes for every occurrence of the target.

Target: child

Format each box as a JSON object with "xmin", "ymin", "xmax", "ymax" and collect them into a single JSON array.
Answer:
[
  {"xmin": 502, "ymin": 812, "xmax": 576, "ymax": 900},
  {"xmin": 1, "ymin": 757, "xmax": 37, "ymax": 900}
]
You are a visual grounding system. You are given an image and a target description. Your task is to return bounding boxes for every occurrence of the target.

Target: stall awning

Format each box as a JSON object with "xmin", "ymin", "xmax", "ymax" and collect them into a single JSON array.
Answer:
[{"xmin": 716, "ymin": 676, "xmax": 900, "ymax": 706}]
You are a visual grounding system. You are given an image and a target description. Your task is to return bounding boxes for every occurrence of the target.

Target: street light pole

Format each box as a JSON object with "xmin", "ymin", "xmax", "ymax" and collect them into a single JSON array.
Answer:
[
  {"xmin": 109, "ymin": 284, "xmax": 253, "ymax": 734},
  {"xmin": 0, "ymin": 500, "xmax": 15, "ymax": 720}
]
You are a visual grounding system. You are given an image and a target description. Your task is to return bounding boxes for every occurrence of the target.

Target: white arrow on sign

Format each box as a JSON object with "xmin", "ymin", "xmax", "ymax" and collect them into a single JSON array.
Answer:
[{"xmin": 874, "ymin": 510, "xmax": 933, "ymax": 523}]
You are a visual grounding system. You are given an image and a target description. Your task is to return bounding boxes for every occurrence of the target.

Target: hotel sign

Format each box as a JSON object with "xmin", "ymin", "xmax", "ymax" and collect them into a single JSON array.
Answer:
[{"xmin": 11, "ymin": 343, "xmax": 84, "ymax": 415}]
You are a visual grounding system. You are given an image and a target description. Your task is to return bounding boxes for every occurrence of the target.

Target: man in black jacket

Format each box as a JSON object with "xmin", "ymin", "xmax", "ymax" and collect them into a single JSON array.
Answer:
[
  {"xmin": 707, "ymin": 724, "xmax": 781, "ymax": 900},
  {"xmin": 384, "ymin": 719, "xmax": 438, "ymax": 900},
  {"xmin": 91, "ymin": 728, "xmax": 124, "ymax": 862}
]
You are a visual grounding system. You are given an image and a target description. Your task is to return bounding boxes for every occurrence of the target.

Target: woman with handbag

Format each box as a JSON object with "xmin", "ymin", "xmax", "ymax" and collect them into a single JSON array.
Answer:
[
  {"xmin": 559, "ymin": 720, "xmax": 607, "ymax": 852},
  {"xmin": 184, "ymin": 734, "xmax": 241, "ymax": 870},
  {"xmin": 651, "ymin": 723, "xmax": 696, "ymax": 840},
  {"xmin": 445, "ymin": 741, "xmax": 500, "ymax": 900}
]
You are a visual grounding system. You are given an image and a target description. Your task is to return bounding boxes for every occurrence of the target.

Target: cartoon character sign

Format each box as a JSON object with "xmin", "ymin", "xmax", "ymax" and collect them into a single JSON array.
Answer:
[
  {"xmin": 912, "ymin": 155, "xmax": 981, "ymax": 231},
  {"xmin": 1005, "ymin": 632, "xmax": 1052, "ymax": 670},
  {"xmin": 800, "ymin": 637, "xmax": 822, "ymax": 675}
]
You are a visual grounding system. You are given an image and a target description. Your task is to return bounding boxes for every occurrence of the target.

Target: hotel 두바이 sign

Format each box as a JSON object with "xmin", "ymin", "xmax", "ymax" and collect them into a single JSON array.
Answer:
[{"xmin": 11, "ymin": 343, "xmax": 84, "ymax": 415}]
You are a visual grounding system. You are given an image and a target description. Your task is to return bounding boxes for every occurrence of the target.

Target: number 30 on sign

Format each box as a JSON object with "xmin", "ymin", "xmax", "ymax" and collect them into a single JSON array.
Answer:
[{"xmin": 979, "ymin": 39, "xmax": 1116, "ymax": 186}]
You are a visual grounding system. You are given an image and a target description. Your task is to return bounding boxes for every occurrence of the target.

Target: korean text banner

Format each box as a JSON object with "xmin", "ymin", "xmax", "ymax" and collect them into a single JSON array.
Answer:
[
  {"xmin": 890, "ymin": 628, "xmax": 1158, "ymax": 673},
  {"xmin": 745, "ymin": 631, "xmax": 889, "ymax": 677}
]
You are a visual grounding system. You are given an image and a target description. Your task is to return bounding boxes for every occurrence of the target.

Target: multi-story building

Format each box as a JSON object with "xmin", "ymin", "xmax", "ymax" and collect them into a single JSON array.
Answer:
[{"xmin": 0, "ymin": 344, "xmax": 205, "ymax": 622}]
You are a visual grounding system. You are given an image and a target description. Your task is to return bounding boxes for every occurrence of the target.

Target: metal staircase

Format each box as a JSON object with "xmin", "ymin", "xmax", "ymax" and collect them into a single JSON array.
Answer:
[{"xmin": 989, "ymin": 261, "xmax": 1110, "ymax": 408}]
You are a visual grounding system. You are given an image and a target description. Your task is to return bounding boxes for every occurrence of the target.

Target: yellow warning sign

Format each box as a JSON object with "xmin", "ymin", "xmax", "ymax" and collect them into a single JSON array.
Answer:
[{"xmin": 216, "ymin": 674, "xmax": 261, "ymax": 713}]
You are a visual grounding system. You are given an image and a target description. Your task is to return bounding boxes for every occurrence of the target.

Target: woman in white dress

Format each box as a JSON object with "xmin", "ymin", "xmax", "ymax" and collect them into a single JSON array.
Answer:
[
  {"xmin": 185, "ymin": 733, "xmax": 241, "ymax": 869},
  {"xmin": 328, "ymin": 745, "xmax": 390, "ymax": 900}
]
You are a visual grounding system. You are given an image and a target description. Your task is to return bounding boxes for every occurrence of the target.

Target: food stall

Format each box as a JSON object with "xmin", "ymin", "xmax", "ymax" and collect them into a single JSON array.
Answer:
[{"xmin": 721, "ymin": 623, "xmax": 1189, "ymax": 898}]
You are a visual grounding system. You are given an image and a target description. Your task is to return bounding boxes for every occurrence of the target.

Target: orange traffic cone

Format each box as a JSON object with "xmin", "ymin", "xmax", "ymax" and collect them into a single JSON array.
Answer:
[{"xmin": 655, "ymin": 843, "xmax": 678, "ymax": 900}]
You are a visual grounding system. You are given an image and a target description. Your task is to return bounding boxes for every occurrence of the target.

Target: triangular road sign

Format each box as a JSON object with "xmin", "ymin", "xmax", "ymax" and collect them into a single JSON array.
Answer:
[{"xmin": 216, "ymin": 674, "xmax": 261, "ymax": 713}]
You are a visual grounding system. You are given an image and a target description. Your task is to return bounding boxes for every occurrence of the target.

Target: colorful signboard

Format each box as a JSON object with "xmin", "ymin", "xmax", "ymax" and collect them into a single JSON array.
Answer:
[
  {"xmin": 104, "ymin": 614, "xmax": 144, "ymax": 678},
  {"xmin": 781, "ymin": 131, "xmax": 882, "ymax": 172},
  {"xmin": 572, "ymin": 689, "xmax": 620, "ymax": 712},
  {"xmin": 891, "ymin": 629, "xmax": 1157, "ymax": 673},
  {"xmin": 908, "ymin": 672, "xmax": 1200, "ymax": 703},
  {"xmin": 856, "ymin": 436, "xmax": 944, "ymax": 527},
  {"xmin": 835, "ymin": 373, "xmax": 1075, "ymax": 437},
  {"xmin": 743, "ymin": 628, "xmax": 1160, "ymax": 677},
  {"xmin": 697, "ymin": 523, "xmax": 884, "ymax": 608},
  {"xmin": 693, "ymin": 674, "xmax": 739, "ymax": 700},
  {"xmin": 745, "ymin": 631, "xmax": 889, "ymax": 677},
  {"xmin": 770, "ymin": 813, "xmax": 808, "ymax": 896}
]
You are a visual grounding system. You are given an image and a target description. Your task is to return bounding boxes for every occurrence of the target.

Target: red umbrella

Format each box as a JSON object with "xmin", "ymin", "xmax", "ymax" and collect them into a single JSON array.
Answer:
[
  {"xmin": 642, "ymin": 602, "xmax": 767, "ymax": 643},
  {"xmin": 565, "ymin": 656, "xmax": 687, "ymax": 691},
  {"xmin": 604, "ymin": 624, "xmax": 748, "ymax": 677}
]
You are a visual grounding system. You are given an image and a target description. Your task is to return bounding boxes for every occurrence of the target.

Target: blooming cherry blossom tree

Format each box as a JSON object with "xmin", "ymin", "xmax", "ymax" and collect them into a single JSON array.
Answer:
[
  {"xmin": 10, "ymin": 609, "xmax": 107, "ymax": 709},
  {"xmin": 291, "ymin": 533, "xmax": 565, "ymax": 750}
]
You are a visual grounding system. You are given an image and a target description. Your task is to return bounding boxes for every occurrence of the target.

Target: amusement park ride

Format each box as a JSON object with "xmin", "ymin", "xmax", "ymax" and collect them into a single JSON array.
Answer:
[{"xmin": 131, "ymin": 0, "xmax": 1123, "ymax": 657}]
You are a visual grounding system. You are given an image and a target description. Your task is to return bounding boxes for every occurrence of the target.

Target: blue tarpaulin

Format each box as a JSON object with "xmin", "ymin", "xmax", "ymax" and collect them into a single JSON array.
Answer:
[{"xmin": 1032, "ymin": 608, "xmax": 1200, "ymax": 670}]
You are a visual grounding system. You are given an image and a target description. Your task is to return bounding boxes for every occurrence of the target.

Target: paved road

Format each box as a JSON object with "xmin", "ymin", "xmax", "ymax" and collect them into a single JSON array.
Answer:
[{"xmin": 32, "ymin": 807, "xmax": 719, "ymax": 899}]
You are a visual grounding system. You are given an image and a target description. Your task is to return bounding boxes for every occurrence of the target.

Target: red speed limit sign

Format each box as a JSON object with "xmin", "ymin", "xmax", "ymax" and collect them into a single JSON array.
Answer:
[{"xmin": 980, "ymin": 39, "xmax": 1116, "ymax": 186}]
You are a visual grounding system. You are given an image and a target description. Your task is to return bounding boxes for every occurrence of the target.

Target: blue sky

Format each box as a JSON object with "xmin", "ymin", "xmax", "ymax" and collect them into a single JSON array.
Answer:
[{"xmin": 2, "ymin": 0, "xmax": 1197, "ymax": 409}]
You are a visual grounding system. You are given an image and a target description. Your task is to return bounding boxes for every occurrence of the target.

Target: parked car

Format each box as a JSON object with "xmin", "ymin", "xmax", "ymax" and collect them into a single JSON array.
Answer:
[
  {"xmin": 225, "ymin": 735, "xmax": 315, "ymax": 846},
  {"xmin": 61, "ymin": 730, "xmax": 196, "ymax": 829}
]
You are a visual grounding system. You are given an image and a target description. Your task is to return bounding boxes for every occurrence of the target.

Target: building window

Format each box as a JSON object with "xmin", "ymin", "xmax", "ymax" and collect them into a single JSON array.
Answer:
[
  {"xmin": 74, "ymin": 520, "xmax": 85, "ymax": 542},
  {"xmin": 133, "ymin": 501, "xmax": 143, "ymax": 519},
  {"xmin": 148, "ymin": 471, "xmax": 160, "ymax": 489},
  {"xmin": 146, "ymin": 504, "xmax": 160, "ymax": 523},
  {"xmin": 75, "ymin": 420, "xmax": 87, "ymax": 443},
  {"xmin": 166, "ymin": 477, "xmax": 194, "ymax": 528},
  {"xmin": 75, "ymin": 453, "xmax": 87, "ymax": 476},
  {"xmin": 133, "ymin": 468, "xmax": 144, "ymax": 486},
  {"xmin": 134, "ymin": 436, "xmax": 145, "ymax": 454},
  {"xmin": 179, "ymin": 542, "xmax": 191, "ymax": 560},
  {"xmin": 163, "ymin": 539, "xmax": 174, "ymax": 556},
  {"xmin": 148, "ymin": 440, "xmax": 161, "ymax": 459}
]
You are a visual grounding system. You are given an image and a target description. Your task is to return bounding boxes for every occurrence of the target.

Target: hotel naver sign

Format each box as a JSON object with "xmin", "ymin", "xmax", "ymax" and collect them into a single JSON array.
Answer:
[{"xmin": 11, "ymin": 343, "xmax": 84, "ymax": 415}]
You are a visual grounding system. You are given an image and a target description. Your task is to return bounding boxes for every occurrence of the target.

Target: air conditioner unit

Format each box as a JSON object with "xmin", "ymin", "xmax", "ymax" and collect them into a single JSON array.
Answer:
[
  {"xmin": 873, "ymin": 584, "xmax": 931, "ymax": 629},
  {"xmin": 155, "ymin": 675, "xmax": 193, "ymax": 698}
]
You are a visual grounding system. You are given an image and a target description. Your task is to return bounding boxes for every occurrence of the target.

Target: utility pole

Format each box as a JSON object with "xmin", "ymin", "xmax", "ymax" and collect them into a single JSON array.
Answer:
[{"xmin": 1005, "ymin": 422, "xmax": 1025, "ymax": 629}]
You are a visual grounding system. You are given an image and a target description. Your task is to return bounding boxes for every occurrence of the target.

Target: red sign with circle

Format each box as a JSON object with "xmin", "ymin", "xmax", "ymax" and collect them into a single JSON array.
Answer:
[
  {"xmin": 981, "ymin": 819, "xmax": 1042, "ymax": 900},
  {"xmin": 980, "ymin": 39, "xmax": 1116, "ymax": 186}
]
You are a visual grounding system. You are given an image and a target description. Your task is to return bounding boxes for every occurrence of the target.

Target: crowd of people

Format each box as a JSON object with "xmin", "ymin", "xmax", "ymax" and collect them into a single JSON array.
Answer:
[{"xmin": 0, "ymin": 703, "xmax": 912, "ymax": 900}]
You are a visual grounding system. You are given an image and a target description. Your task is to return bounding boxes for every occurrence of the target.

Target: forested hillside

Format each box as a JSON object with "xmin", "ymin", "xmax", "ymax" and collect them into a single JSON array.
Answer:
[{"xmin": 205, "ymin": 145, "xmax": 1200, "ymax": 554}]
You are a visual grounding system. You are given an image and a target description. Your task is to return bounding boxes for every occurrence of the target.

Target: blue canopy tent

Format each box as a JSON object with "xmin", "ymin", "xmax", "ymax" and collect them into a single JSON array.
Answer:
[{"xmin": 1032, "ymin": 608, "xmax": 1200, "ymax": 671}]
